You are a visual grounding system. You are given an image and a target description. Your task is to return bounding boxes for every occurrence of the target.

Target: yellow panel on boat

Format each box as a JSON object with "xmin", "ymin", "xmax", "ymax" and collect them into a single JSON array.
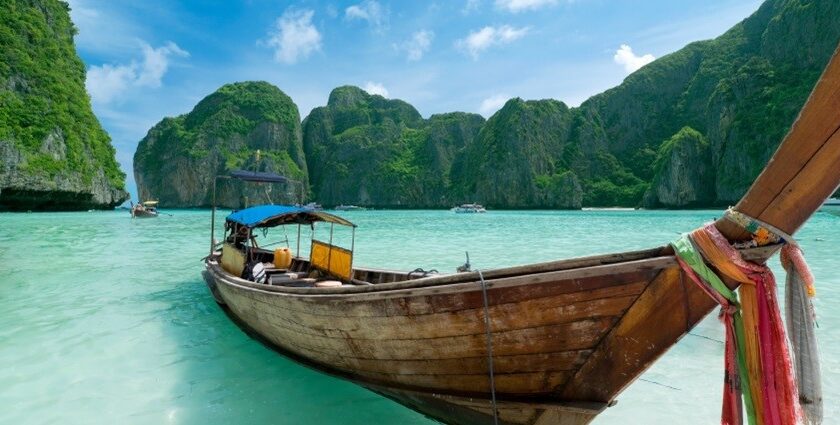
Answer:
[
  {"xmin": 221, "ymin": 243, "xmax": 245, "ymax": 277},
  {"xmin": 310, "ymin": 240, "xmax": 353, "ymax": 281}
]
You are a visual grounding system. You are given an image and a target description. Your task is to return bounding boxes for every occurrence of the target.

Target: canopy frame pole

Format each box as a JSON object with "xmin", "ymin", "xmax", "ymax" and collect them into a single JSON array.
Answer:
[
  {"xmin": 296, "ymin": 224, "xmax": 301, "ymax": 257},
  {"xmin": 328, "ymin": 223, "xmax": 334, "ymax": 275},
  {"xmin": 309, "ymin": 224, "xmax": 314, "ymax": 271},
  {"xmin": 210, "ymin": 177, "xmax": 217, "ymax": 255},
  {"xmin": 210, "ymin": 175, "xmax": 231, "ymax": 255},
  {"xmin": 350, "ymin": 226, "xmax": 356, "ymax": 277}
]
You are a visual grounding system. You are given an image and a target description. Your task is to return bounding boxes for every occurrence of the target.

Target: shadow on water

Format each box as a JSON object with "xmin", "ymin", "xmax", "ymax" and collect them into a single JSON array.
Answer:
[{"xmin": 146, "ymin": 277, "xmax": 433, "ymax": 425}]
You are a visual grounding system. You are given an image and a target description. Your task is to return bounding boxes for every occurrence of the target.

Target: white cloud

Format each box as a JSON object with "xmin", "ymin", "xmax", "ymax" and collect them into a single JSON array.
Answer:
[
  {"xmin": 479, "ymin": 94, "xmax": 509, "ymax": 117},
  {"xmin": 362, "ymin": 81, "xmax": 389, "ymax": 97},
  {"xmin": 345, "ymin": 1, "xmax": 388, "ymax": 31},
  {"xmin": 613, "ymin": 44, "xmax": 655, "ymax": 73},
  {"xmin": 456, "ymin": 25, "xmax": 529, "ymax": 59},
  {"xmin": 135, "ymin": 42, "xmax": 188, "ymax": 87},
  {"xmin": 495, "ymin": 0, "xmax": 558, "ymax": 13},
  {"xmin": 463, "ymin": 0, "xmax": 481, "ymax": 14},
  {"xmin": 86, "ymin": 41, "xmax": 189, "ymax": 104},
  {"xmin": 266, "ymin": 9, "xmax": 322, "ymax": 64},
  {"xmin": 86, "ymin": 65, "xmax": 134, "ymax": 105},
  {"xmin": 397, "ymin": 30, "xmax": 434, "ymax": 61}
]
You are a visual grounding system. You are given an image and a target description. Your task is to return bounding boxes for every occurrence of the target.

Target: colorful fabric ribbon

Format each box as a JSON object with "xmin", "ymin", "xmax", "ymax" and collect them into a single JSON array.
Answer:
[
  {"xmin": 781, "ymin": 245, "xmax": 822, "ymax": 424},
  {"xmin": 672, "ymin": 235, "xmax": 752, "ymax": 425},
  {"xmin": 671, "ymin": 222, "xmax": 812, "ymax": 425}
]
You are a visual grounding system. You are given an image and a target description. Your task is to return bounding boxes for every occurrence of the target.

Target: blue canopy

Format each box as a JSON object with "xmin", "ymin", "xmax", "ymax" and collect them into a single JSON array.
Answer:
[{"xmin": 226, "ymin": 204, "xmax": 355, "ymax": 228}]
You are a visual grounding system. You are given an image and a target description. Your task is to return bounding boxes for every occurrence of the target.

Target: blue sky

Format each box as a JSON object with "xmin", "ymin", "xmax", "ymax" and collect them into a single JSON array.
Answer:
[{"xmin": 65, "ymin": 0, "xmax": 762, "ymax": 200}]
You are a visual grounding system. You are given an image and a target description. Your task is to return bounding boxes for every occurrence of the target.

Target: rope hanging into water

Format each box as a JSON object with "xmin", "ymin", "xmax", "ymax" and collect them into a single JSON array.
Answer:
[
  {"xmin": 670, "ymin": 208, "xmax": 822, "ymax": 425},
  {"xmin": 477, "ymin": 269, "xmax": 499, "ymax": 425}
]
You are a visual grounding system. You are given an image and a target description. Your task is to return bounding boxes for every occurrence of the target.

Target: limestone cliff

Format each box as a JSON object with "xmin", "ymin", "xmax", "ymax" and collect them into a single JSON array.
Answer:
[
  {"xmin": 588, "ymin": 0, "xmax": 840, "ymax": 206},
  {"xmin": 0, "ymin": 0, "xmax": 128, "ymax": 210},
  {"xmin": 303, "ymin": 86, "xmax": 485, "ymax": 207},
  {"xmin": 133, "ymin": 81, "xmax": 307, "ymax": 208},
  {"xmin": 643, "ymin": 127, "xmax": 715, "ymax": 208},
  {"xmin": 451, "ymin": 98, "xmax": 583, "ymax": 208},
  {"xmin": 454, "ymin": 0, "xmax": 840, "ymax": 208}
]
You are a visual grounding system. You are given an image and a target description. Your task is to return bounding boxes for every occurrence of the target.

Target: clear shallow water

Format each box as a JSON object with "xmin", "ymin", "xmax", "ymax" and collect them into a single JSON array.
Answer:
[{"xmin": 0, "ymin": 209, "xmax": 837, "ymax": 424}]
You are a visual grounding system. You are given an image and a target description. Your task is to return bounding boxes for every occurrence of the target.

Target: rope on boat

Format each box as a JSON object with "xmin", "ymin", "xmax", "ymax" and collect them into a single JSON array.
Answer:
[
  {"xmin": 638, "ymin": 378, "xmax": 681, "ymax": 391},
  {"xmin": 723, "ymin": 208, "xmax": 797, "ymax": 248},
  {"xmin": 477, "ymin": 269, "xmax": 499, "ymax": 425},
  {"xmin": 671, "ymin": 209, "xmax": 822, "ymax": 425},
  {"xmin": 407, "ymin": 268, "xmax": 439, "ymax": 278},
  {"xmin": 688, "ymin": 332, "xmax": 724, "ymax": 344}
]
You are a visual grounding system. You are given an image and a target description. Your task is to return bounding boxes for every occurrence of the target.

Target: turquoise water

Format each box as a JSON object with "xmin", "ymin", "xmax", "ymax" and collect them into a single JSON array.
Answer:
[{"xmin": 1, "ymin": 209, "xmax": 837, "ymax": 424}]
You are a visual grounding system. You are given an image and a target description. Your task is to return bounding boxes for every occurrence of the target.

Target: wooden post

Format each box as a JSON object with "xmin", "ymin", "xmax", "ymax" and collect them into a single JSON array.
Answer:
[
  {"xmin": 328, "ymin": 223, "xmax": 334, "ymax": 273},
  {"xmin": 210, "ymin": 176, "xmax": 217, "ymax": 255},
  {"xmin": 350, "ymin": 226, "xmax": 356, "ymax": 276}
]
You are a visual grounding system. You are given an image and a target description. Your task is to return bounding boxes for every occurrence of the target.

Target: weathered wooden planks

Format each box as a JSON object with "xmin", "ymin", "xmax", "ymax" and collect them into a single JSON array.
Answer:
[
  {"xmin": 368, "ymin": 385, "xmax": 605, "ymax": 425},
  {"xmin": 749, "ymin": 127, "xmax": 840, "ymax": 234},
  {"xmin": 229, "ymin": 276, "xmax": 647, "ymax": 335},
  {"xmin": 215, "ymin": 255, "xmax": 672, "ymax": 297},
  {"xmin": 559, "ymin": 266, "xmax": 714, "ymax": 401},
  {"xmin": 210, "ymin": 256, "xmax": 656, "ymax": 402},
  {"xmin": 263, "ymin": 349, "xmax": 592, "ymax": 376},
  {"xmin": 219, "ymin": 279, "xmax": 622, "ymax": 360}
]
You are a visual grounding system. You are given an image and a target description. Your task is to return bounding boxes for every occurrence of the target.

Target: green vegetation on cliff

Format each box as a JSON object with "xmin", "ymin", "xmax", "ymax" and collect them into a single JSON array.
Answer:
[
  {"xmin": 451, "ymin": 98, "xmax": 584, "ymax": 208},
  {"xmin": 303, "ymin": 86, "xmax": 484, "ymax": 207},
  {"xmin": 134, "ymin": 81, "xmax": 307, "ymax": 208},
  {"xmin": 643, "ymin": 127, "xmax": 715, "ymax": 208},
  {"xmin": 0, "ymin": 0, "xmax": 127, "ymax": 210},
  {"xmin": 602, "ymin": 0, "xmax": 839, "ymax": 206}
]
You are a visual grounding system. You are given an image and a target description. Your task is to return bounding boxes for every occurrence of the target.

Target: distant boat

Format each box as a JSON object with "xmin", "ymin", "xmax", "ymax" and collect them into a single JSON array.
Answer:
[
  {"xmin": 298, "ymin": 202, "xmax": 323, "ymax": 211},
  {"xmin": 130, "ymin": 201, "xmax": 159, "ymax": 218},
  {"xmin": 452, "ymin": 203, "xmax": 486, "ymax": 213},
  {"xmin": 335, "ymin": 204, "xmax": 366, "ymax": 211},
  {"xmin": 820, "ymin": 197, "xmax": 840, "ymax": 216}
]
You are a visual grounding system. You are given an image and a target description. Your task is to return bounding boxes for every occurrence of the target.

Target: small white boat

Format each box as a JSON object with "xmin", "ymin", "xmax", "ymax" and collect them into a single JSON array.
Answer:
[
  {"xmin": 451, "ymin": 203, "xmax": 486, "ymax": 213},
  {"xmin": 335, "ymin": 204, "xmax": 366, "ymax": 211},
  {"xmin": 298, "ymin": 202, "xmax": 323, "ymax": 211},
  {"xmin": 820, "ymin": 198, "xmax": 840, "ymax": 216}
]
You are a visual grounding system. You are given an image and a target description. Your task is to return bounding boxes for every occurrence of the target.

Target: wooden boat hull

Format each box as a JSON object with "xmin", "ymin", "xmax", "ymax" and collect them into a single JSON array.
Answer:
[
  {"xmin": 131, "ymin": 210, "xmax": 158, "ymax": 218},
  {"xmin": 203, "ymin": 248, "xmax": 708, "ymax": 425}
]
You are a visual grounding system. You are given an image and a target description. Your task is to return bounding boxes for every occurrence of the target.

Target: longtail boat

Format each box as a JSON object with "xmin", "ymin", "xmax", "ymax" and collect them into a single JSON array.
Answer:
[
  {"xmin": 130, "ymin": 201, "xmax": 159, "ymax": 218},
  {"xmin": 202, "ymin": 45, "xmax": 840, "ymax": 424}
]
